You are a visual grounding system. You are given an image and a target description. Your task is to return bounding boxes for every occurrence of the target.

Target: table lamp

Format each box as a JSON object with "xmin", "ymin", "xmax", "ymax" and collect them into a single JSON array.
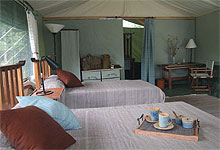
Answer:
[
  {"xmin": 36, "ymin": 56, "xmax": 59, "ymax": 96},
  {"xmin": 186, "ymin": 39, "xmax": 197, "ymax": 63}
]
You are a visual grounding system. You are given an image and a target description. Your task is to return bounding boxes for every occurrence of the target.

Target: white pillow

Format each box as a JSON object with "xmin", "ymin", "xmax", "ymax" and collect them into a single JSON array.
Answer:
[
  {"xmin": 46, "ymin": 75, "xmax": 59, "ymax": 81},
  {"xmin": 44, "ymin": 80, "xmax": 65, "ymax": 89},
  {"xmin": 43, "ymin": 75, "xmax": 65, "ymax": 89}
]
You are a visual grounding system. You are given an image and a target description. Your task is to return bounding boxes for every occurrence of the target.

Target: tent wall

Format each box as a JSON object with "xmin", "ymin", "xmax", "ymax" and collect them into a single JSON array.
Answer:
[
  {"xmin": 154, "ymin": 19, "xmax": 195, "ymax": 79},
  {"xmin": 36, "ymin": 14, "xmax": 46, "ymax": 57},
  {"xmin": 195, "ymin": 10, "xmax": 220, "ymax": 97},
  {"xmin": 43, "ymin": 20, "xmax": 124, "ymax": 79},
  {"xmin": 195, "ymin": 10, "xmax": 220, "ymax": 64}
]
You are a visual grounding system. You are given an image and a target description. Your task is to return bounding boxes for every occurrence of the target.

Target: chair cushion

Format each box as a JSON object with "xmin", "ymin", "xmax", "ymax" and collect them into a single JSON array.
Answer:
[
  {"xmin": 16, "ymin": 96, "xmax": 82, "ymax": 130},
  {"xmin": 55, "ymin": 70, "xmax": 83, "ymax": 88},
  {"xmin": 0, "ymin": 106, "xmax": 76, "ymax": 149},
  {"xmin": 190, "ymin": 73, "xmax": 211, "ymax": 78}
]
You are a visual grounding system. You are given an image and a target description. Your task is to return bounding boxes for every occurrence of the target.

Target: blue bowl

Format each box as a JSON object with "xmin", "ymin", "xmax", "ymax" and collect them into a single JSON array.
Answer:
[{"xmin": 182, "ymin": 118, "xmax": 194, "ymax": 128}]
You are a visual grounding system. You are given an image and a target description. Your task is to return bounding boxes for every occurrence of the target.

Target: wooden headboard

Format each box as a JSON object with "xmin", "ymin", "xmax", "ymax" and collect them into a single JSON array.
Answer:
[
  {"xmin": 31, "ymin": 58, "xmax": 51, "ymax": 90},
  {"xmin": 0, "ymin": 61, "xmax": 25, "ymax": 110}
]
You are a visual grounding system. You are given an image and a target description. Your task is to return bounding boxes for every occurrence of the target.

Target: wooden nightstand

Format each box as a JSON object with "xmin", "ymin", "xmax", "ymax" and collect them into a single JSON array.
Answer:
[{"xmin": 31, "ymin": 87, "xmax": 64, "ymax": 100}]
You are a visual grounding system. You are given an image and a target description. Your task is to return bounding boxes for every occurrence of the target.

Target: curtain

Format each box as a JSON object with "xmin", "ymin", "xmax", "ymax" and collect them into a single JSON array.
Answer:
[
  {"xmin": 26, "ymin": 10, "xmax": 39, "ymax": 59},
  {"xmin": 141, "ymin": 18, "xmax": 155, "ymax": 84}
]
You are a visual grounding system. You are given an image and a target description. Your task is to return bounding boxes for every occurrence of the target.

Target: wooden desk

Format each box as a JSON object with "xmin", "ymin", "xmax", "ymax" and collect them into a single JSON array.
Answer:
[
  {"xmin": 31, "ymin": 87, "xmax": 64, "ymax": 100},
  {"xmin": 158, "ymin": 63, "xmax": 205, "ymax": 89}
]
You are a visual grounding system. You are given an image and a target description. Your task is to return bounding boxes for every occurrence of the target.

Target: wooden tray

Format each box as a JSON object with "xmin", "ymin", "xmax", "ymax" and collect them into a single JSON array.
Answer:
[{"xmin": 135, "ymin": 115, "xmax": 199, "ymax": 141}]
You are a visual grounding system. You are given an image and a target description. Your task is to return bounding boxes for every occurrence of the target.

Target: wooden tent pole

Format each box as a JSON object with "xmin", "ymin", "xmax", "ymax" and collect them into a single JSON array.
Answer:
[{"xmin": 43, "ymin": 16, "xmax": 195, "ymax": 21}]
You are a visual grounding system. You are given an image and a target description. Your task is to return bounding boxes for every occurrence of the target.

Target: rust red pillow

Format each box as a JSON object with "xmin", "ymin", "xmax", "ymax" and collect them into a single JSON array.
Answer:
[
  {"xmin": 0, "ymin": 106, "xmax": 76, "ymax": 150},
  {"xmin": 55, "ymin": 70, "xmax": 83, "ymax": 88}
]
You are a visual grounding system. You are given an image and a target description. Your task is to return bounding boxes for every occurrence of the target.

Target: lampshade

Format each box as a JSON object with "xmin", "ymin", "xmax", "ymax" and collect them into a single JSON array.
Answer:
[
  {"xmin": 45, "ymin": 24, "xmax": 64, "ymax": 33},
  {"xmin": 186, "ymin": 39, "xmax": 197, "ymax": 49},
  {"xmin": 44, "ymin": 56, "xmax": 59, "ymax": 70}
]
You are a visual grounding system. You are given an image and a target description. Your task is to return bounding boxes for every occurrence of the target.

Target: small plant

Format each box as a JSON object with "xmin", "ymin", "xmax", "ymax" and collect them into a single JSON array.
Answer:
[{"xmin": 168, "ymin": 34, "xmax": 179, "ymax": 57}]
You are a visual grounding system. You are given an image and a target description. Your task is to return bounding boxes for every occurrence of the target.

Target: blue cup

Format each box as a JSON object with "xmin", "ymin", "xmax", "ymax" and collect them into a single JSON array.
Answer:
[
  {"xmin": 182, "ymin": 118, "xmax": 194, "ymax": 128},
  {"xmin": 150, "ymin": 107, "xmax": 160, "ymax": 121},
  {"xmin": 175, "ymin": 115, "xmax": 185, "ymax": 125},
  {"xmin": 175, "ymin": 118, "xmax": 182, "ymax": 125},
  {"xmin": 159, "ymin": 113, "xmax": 172, "ymax": 128}
]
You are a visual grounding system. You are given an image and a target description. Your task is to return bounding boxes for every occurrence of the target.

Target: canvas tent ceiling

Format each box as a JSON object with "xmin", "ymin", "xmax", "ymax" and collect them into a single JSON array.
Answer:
[{"xmin": 25, "ymin": 0, "xmax": 220, "ymax": 18}]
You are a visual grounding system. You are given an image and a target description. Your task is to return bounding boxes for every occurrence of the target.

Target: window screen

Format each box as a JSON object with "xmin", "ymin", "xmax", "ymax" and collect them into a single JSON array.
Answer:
[{"xmin": 0, "ymin": 0, "xmax": 33, "ymax": 78}]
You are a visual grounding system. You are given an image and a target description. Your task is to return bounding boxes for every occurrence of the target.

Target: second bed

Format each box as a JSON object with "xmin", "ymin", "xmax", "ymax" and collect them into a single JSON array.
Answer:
[
  {"xmin": 59, "ymin": 80, "xmax": 165, "ymax": 109},
  {"xmin": 31, "ymin": 58, "xmax": 165, "ymax": 109}
]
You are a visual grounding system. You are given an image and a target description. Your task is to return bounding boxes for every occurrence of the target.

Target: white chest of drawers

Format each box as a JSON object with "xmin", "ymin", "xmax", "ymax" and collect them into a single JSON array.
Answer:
[
  {"xmin": 101, "ymin": 69, "xmax": 120, "ymax": 81},
  {"xmin": 81, "ymin": 68, "xmax": 121, "ymax": 82}
]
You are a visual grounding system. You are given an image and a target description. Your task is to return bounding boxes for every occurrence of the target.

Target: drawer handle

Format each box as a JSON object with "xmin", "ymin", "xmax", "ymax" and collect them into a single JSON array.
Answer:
[
  {"xmin": 111, "ymin": 73, "xmax": 117, "ymax": 76},
  {"xmin": 88, "ymin": 76, "xmax": 98, "ymax": 80},
  {"xmin": 106, "ymin": 73, "xmax": 118, "ymax": 76}
]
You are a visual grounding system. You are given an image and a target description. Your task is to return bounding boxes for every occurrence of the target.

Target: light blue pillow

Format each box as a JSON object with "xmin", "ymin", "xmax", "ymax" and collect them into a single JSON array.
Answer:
[{"xmin": 16, "ymin": 96, "xmax": 81, "ymax": 130}]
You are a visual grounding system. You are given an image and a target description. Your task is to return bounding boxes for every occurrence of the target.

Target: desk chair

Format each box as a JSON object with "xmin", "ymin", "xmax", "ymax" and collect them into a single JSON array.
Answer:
[{"xmin": 189, "ymin": 61, "xmax": 214, "ymax": 93}]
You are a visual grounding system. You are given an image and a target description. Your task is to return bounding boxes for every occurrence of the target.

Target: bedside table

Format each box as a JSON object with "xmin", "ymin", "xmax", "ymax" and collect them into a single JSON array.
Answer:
[{"xmin": 31, "ymin": 87, "xmax": 64, "ymax": 100}]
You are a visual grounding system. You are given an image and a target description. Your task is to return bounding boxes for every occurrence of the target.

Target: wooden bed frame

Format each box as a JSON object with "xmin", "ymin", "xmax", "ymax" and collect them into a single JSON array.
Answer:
[
  {"xmin": 31, "ymin": 58, "xmax": 51, "ymax": 90},
  {"xmin": 0, "ymin": 61, "xmax": 25, "ymax": 110}
]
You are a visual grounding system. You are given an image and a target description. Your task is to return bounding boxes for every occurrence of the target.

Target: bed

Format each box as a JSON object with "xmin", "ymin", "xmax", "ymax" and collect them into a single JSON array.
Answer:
[
  {"xmin": 66, "ymin": 101, "xmax": 220, "ymax": 149},
  {"xmin": 1, "ymin": 101, "xmax": 220, "ymax": 149},
  {"xmin": 61, "ymin": 80, "xmax": 165, "ymax": 109},
  {"xmin": 31, "ymin": 58, "xmax": 165, "ymax": 109}
]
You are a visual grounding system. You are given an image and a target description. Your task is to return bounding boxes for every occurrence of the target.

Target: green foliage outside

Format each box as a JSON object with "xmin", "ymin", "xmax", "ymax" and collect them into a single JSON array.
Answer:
[
  {"xmin": 0, "ymin": 0, "xmax": 32, "ymax": 77},
  {"xmin": 123, "ymin": 28, "xmax": 144, "ymax": 62}
]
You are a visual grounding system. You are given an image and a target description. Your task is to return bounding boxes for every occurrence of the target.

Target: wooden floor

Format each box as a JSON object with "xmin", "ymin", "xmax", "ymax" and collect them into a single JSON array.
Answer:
[{"xmin": 166, "ymin": 94, "xmax": 220, "ymax": 118}]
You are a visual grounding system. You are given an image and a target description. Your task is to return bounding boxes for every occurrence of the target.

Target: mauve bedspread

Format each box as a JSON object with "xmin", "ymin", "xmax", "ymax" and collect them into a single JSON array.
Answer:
[
  {"xmin": 59, "ymin": 80, "xmax": 165, "ymax": 109},
  {"xmin": 67, "ymin": 102, "xmax": 220, "ymax": 150}
]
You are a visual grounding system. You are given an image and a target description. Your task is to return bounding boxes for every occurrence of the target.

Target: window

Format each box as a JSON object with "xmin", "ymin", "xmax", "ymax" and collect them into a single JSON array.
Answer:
[
  {"xmin": 123, "ymin": 20, "xmax": 144, "ymax": 28},
  {"xmin": 0, "ymin": 0, "xmax": 33, "ymax": 78}
]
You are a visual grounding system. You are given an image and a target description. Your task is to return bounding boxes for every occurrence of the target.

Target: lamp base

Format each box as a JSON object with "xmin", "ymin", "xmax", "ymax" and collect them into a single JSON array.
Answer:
[
  {"xmin": 36, "ymin": 90, "xmax": 54, "ymax": 96},
  {"xmin": 190, "ymin": 48, "xmax": 193, "ymax": 63}
]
